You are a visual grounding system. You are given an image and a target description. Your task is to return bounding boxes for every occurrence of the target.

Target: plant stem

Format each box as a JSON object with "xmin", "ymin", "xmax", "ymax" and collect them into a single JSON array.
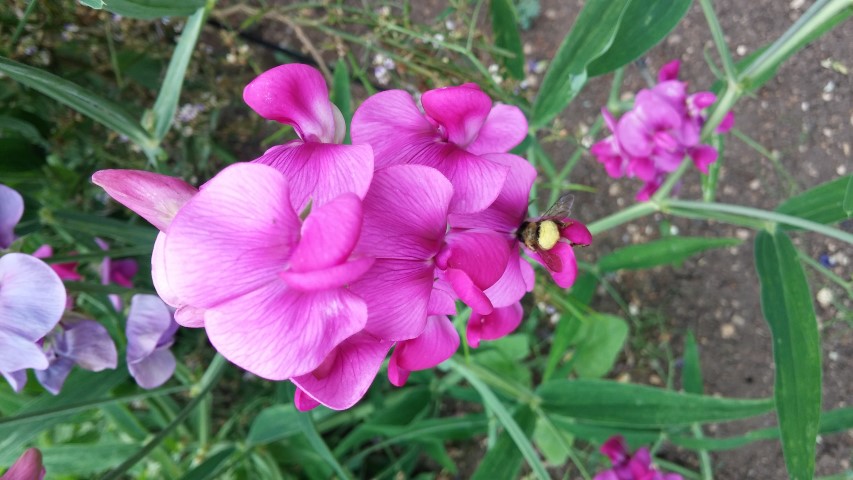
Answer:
[
  {"xmin": 698, "ymin": 0, "xmax": 737, "ymax": 82},
  {"xmin": 10, "ymin": 0, "xmax": 38, "ymax": 49},
  {"xmin": 586, "ymin": 201, "xmax": 658, "ymax": 235}
]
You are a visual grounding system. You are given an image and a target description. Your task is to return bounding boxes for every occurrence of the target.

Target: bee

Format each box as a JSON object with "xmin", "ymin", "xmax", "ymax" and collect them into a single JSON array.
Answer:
[{"xmin": 517, "ymin": 193, "xmax": 576, "ymax": 272}]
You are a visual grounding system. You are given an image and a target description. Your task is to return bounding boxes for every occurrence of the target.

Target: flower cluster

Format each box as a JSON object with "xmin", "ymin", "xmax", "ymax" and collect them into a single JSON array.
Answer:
[
  {"xmin": 595, "ymin": 436, "xmax": 682, "ymax": 480},
  {"xmin": 93, "ymin": 64, "xmax": 591, "ymax": 410},
  {"xmin": 590, "ymin": 60, "xmax": 734, "ymax": 200}
]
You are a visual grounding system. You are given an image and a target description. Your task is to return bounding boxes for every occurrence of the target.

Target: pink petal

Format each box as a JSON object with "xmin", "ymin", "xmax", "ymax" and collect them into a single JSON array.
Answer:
[
  {"xmin": 356, "ymin": 165, "xmax": 452, "ymax": 260},
  {"xmin": 417, "ymin": 145, "xmax": 509, "ymax": 214},
  {"xmin": 466, "ymin": 104, "xmax": 528, "ymax": 155},
  {"xmin": 252, "ymin": 142, "xmax": 373, "ymax": 212},
  {"xmin": 243, "ymin": 64, "xmax": 340, "ymax": 144},
  {"xmin": 442, "ymin": 268, "xmax": 493, "ymax": 315},
  {"xmin": 351, "ymin": 90, "xmax": 436, "ymax": 169},
  {"xmin": 288, "ymin": 194, "xmax": 363, "ymax": 272},
  {"xmin": 205, "ymin": 282, "xmax": 367, "ymax": 380},
  {"xmin": 392, "ymin": 315, "xmax": 459, "ymax": 371},
  {"xmin": 561, "ymin": 220, "xmax": 593, "ymax": 246},
  {"xmin": 175, "ymin": 306, "xmax": 205, "ymax": 328},
  {"xmin": 428, "ymin": 281, "xmax": 457, "ymax": 316},
  {"xmin": 387, "ymin": 354, "xmax": 410, "ymax": 387},
  {"xmin": 600, "ymin": 435, "xmax": 629, "ymax": 463},
  {"xmin": 350, "ymin": 259, "xmax": 433, "ymax": 341},
  {"xmin": 294, "ymin": 387, "xmax": 321, "ymax": 411},
  {"xmin": 421, "ymin": 85, "xmax": 492, "ymax": 147},
  {"xmin": 32, "ymin": 245, "xmax": 81, "ymax": 282},
  {"xmin": 658, "ymin": 60, "xmax": 681, "ymax": 82},
  {"xmin": 484, "ymin": 248, "xmax": 534, "ymax": 308},
  {"xmin": 688, "ymin": 144, "xmax": 719, "ymax": 174},
  {"xmin": 150, "ymin": 233, "xmax": 181, "ymax": 308},
  {"xmin": 716, "ymin": 111, "xmax": 735, "ymax": 133},
  {"xmin": 164, "ymin": 163, "xmax": 301, "ymax": 308},
  {"xmin": 2, "ymin": 448, "xmax": 45, "ymax": 480},
  {"xmin": 690, "ymin": 91, "xmax": 716, "ymax": 110},
  {"xmin": 438, "ymin": 230, "xmax": 511, "ymax": 291},
  {"xmin": 0, "ymin": 184, "xmax": 23, "ymax": 249},
  {"xmin": 526, "ymin": 241, "xmax": 579, "ymax": 289},
  {"xmin": 91, "ymin": 170, "xmax": 197, "ymax": 232},
  {"xmin": 466, "ymin": 302, "xmax": 523, "ymax": 348},
  {"xmin": 279, "ymin": 257, "xmax": 374, "ymax": 291},
  {"xmin": 0, "ymin": 253, "xmax": 65, "ymax": 342},
  {"xmin": 291, "ymin": 332, "xmax": 391, "ymax": 410}
]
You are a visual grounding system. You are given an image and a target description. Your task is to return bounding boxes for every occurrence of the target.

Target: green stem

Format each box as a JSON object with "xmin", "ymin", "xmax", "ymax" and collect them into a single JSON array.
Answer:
[
  {"xmin": 698, "ymin": 0, "xmax": 737, "ymax": 81},
  {"xmin": 586, "ymin": 201, "xmax": 658, "ymax": 235},
  {"xmin": 691, "ymin": 423, "xmax": 714, "ymax": 480},
  {"xmin": 10, "ymin": 0, "xmax": 38, "ymax": 49},
  {"xmin": 100, "ymin": 354, "xmax": 228, "ymax": 480},
  {"xmin": 797, "ymin": 249, "xmax": 853, "ymax": 297}
]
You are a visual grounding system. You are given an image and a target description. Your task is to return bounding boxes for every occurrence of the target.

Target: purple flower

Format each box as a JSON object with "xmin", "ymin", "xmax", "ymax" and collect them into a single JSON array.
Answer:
[
  {"xmin": 594, "ymin": 436, "xmax": 682, "ymax": 480},
  {"xmin": 126, "ymin": 294, "xmax": 178, "ymax": 389},
  {"xmin": 388, "ymin": 314, "xmax": 459, "ymax": 387},
  {"xmin": 243, "ymin": 64, "xmax": 374, "ymax": 212},
  {"xmin": 467, "ymin": 303, "xmax": 524, "ymax": 348},
  {"xmin": 0, "ymin": 253, "xmax": 66, "ymax": 392},
  {"xmin": 34, "ymin": 316, "xmax": 118, "ymax": 395},
  {"xmin": 0, "ymin": 184, "xmax": 24, "ymax": 249},
  {"xmin": 1, "ymin": 448, "xmax": 45, "ymax": 480},
  {"xmin": 351, "ymin": 83, "xmax": 528, "ymax": 213}
]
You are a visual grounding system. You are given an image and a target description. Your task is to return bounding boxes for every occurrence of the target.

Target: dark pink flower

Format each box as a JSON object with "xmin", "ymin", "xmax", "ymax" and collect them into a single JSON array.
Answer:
[
  {"xmin": 594, "ymin": 436, "xmax": 683, "ymax": 480},
  {"xmin": 351, "ymin": 84, "xmax": 527, "ymax": 214},
  {"xmin": 1, "ymin": 448, "xmax": 45, "ymax": 480},
  {"xmin": 31, "ymin": 245, "xmax": 81, "ymax": 282},
  {"xmin": 467, "ymin": 303, "xmax": 523, "ymax": 348},
  {"xmin": 388, "ymin": 314, "xmax": 460, "ymax": 387},
  {"xmin": 244, "ymin": 64, "xmax": 373, "ymax": 212}
]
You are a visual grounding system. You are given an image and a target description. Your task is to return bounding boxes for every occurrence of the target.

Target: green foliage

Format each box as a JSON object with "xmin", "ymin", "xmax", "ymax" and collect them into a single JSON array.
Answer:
[
  {"xmin": 777, "ymin": 174, "xmax": 853, "ymax": 228},
  {"xmin": 598, "ymin": 236, "xmax": 742, "ymax": 272},
  {"xmin": 77, "ymin": 0, "xmax": 206, "ymax": 19},
  {"xmin": 489, "ymin": 0, "xmax": 526, "ymax": 80}
]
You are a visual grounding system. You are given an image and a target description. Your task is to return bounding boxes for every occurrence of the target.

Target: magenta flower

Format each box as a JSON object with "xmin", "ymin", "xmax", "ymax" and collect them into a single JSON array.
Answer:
[
  {"xmin": 95, "ymin": 238, "xmax": 139, "ymax": 311},
  {"xmin": 351, "ymin": 83, "xmax": 527, "ymax": 213},
  {"xmin": 524, "ymin": 218, "xmax": 592, "ymax": 289},
  {"xmin": 244, "ymin": 64, "xmax": 373, "ymax": 212},
  {"xmin": 0, "ymin": 253, "xmax": 66, "ymax": 392},
  {"xmin": 31, "ymin": 245, "xmax": 82, "ymax": 282},
  {"xmin": 594, "ymin": 436, "xmax": 682, "ymax": 480},
  {"xmin": 388, "ymin": 314, "xmax": 459, "ymax": 387},
  {"xmin": 1, "ymin": 448, "xmax": 45, "ymax": 480},
  {"xmin": 467, "ymin": 303, "xmax": 523, "ymax": 348},
  {"xmin": 126, "ymin": 294, "xmax": 178, "ymax": 389},
  {"xmin": 0, "ymin": 184, "xmax": 24, "ymax": 249},
  {"xmin": 591, "ymin": 60, "xmax": 734, "ymax": 201},
  {"xmin": 161, "ymin": 162, "xmax": 372, "ymax": 381}
]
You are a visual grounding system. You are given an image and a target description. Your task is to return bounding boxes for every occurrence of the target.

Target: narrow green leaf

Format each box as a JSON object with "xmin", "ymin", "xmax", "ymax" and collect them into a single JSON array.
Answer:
[
  {"xmin": 531, "ymin": 0, "xmax": 631, "ymax": 128},
  {"xmin": 776, "ymin": 174, "xmax": 853, "ymax": 229},
  {"xmin": 571, "ymin": 314, "xmax": 628, "ymax": 379},
  {"xmin": 331, "ymin": 59, "xmax": 352, "ymax": 144},
  {"xmin": 489, "ymin": 0, "xmax": 525, "ymax": 80},
  {"xmin": 0, "ymin": 56, "xmax": 156, "ymax": 156},
  {"xmin": 246, "ymin": 405, "xmax": 301, "ymax": 446},
  {"xmin": 843, "ymin": 176, "xmax": 853, "ymax": 215},
  {"xmin": 587, "ymin": 0, "xmax": 693, "ymax": 76},
  {"xmin": 537, "ymin": 379, "xmax": 774, "ymax": 427},
  {"xmin": 50, "ymin": 210, "xmax": 157, "ymax": 246},
  {"xmin": 533, "ymin": 416, "xmax": 573, "ymax": 464},
  {"xmin": 0, "ymin": 115, "xmax": 50, "ymax": 148},
  {"xmin": 543, "ymin": 311, "xmax": 583, "ymax": 382},
  {"xmin": 149, "ymin": 6, "xmax": 207, "ymax": 142},
  {"xmin": 755, "ymin": 230, "xmax": 822, "ymax": 480},
  {"xmin": 682, "ymin": 331, "xmax": 703, "ymax": 395},
  {"xmin": 471, "ymin": 406, "xmax": 536, "ymax": 480},
  {"xmin": 598, "ymin": 237, "xmax": 741, "ymax": 272},
  {"xmin": 41, "ymin": 443, "xmax": 139, "ymax": 476},
  {"xmin": 78, "ymin": 0, "xmax": 205, "ymax": 18},
  {"xmin": 180, "ymin": 446, "xmax": 238, "ymax": 480},
  {"xmin": 296, "ymin": 412, "xmax": 354, "ymax": 480},
  {"xmin": 420, "ymin": 439, "xmax": 457, "ymax": 473}
]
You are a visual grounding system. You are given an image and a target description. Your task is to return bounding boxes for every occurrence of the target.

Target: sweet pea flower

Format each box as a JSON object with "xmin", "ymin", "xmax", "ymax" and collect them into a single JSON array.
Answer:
[
  {"xmin": 0, "ymin": 253, "xmax": 66, "ymax": 392},
  {"xmin": 594, "ymin": 436, "xmax": 682, "ymax": 480},
  {"xmin": 352, "ymin": 83, "xmax": 528, "ymax": 214},
  {"xmin": 467, "ymin": 302, "xmax": 524, "ymax": 349},
  {"xmin": 95, "ymin": 238, "xmax": 139, "ymax": 311},
  {"xmin": 0, "ymin": 184, "xmax": 24, "ymax": 249},
  {"xmin": 1, "ymin": 448, "xmax": 45, "ymax": 480},
  {"xmin": 244, "ymin": 64, "xmax": 373, "ymax": 212},
  {"xmin": 126, "ymin": 294, "xmax": 178, "ymax": 389},
  {"xmin": 161, "ymin": 162, "xmax": 372, "ymax": 381},
  {"xmin": 31, "ymin": 244, "xmax": 81, "ymax": 282},
  {"xmin": 388, "ymin": 314, "xmax": 459, "ymax": 387}
]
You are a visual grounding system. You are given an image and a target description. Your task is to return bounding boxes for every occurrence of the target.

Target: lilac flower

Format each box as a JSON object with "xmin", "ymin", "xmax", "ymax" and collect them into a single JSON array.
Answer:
[
  {"xmin": 0, "ymin": 184, "xmax": 24, "ymax": 249},
  {"xmin": 0, "ymin": 253, "xmax": 66, "ymax": 392},
  {"xmin": 126, "ymin": 294, "xmax": 178, "ymax": 389},
  {"xmin": 34, "ymin": 316, "xmax": 118, "ymax": 395},
  {"xmin": 594, "ymin": 436, "xmax": 682, "ymax": 480},
  {"xmin": 351, "ymin": 83, "xmax": 528, "ymax": 213},
  {"xmin": 243, "ymin": 64, "xmax": 373, "ymax": 212},
  {"xmin": 1, "ymin": 448, "xmax": 45, "ymax": 480}
]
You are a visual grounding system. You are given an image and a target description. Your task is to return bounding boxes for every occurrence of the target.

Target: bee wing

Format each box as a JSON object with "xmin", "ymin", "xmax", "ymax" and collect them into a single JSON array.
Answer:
[{"xmin": 542, "ymin": 193, "xmax": 574, "ymax": 219}]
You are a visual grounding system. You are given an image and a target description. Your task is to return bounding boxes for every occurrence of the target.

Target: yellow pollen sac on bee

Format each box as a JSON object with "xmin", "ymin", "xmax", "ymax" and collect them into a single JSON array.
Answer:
[{"xmin": 537, "ymin": 220, "xmax": 560, "ymax": 250}]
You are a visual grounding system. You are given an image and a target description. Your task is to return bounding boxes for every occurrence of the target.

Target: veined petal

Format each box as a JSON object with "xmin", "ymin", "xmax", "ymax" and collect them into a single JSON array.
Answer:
[
  {"xmin": 2, "ymin": 448, "xmax": 44, "ymax": 480},
  {"xmin": 288, "ymin": 194, "xmax": 363, "ymax": 272},
  {"xmin": 129, "ymin": 347, "xmax": 176, "ymax": 389},
  {"xmin": 2, "ymin": 370, "xmax": 27, "ymax": 393},
  {"xmin": 253, "ymin": 142, "xmax": 373, "ymax": 212},
  {"xmin": 417, "ymin": 145, "xmax": 509, "ymax": 214},
  {"xmin": 91, "ymin": 170, "xmax": 197, "ymax": 232},
  {"xmin": 0, "ymin": 184, "xmax": 23, "ymax": 249},
  {"xmin": 60, "ymin": 320, "xmax": 118, "ymax": 372},
  {"xmin": 279, "ymin": 257, "xmax": 374, "ymax": 291},
  {"xmin": 126, "ymin": 294, "xmax": 175, "ymax": 364},
  {"xmin": 0, "ymin": 253, "xmax": 65, "ymax": 341},
  {"xmin": 165, "ymin": 163, "xmax": 301, "ymax": 308},
  {"xmin": 294, "ymin": 387, "xmax": 321, "ymax": 412},
  {"xmin": 351, "ymin": 90, "xmax": 436, "ymax": 169},
  {"xmin": 387, "ymin": 354, "xmax": 410, "ymax": 387},
  {"xmin": 484, "ymin": 248, "xmax": 533, "ymax": 308},
  {"xmin": 428, "ymin": 281, "xmax": 457, "ymax": 316},
  {"xmin": 466, "ymin": 104, "xmax": 528, "ymax": 155},
  {"xmin": 0, "ymin": 332, "xmax": 48, "ymax": 372},
  {"xmin": 350, "ymin": 259, "xmax": 433, "ymax": 341},
  {"xmin": 356, "ymin": 165, "xmax": 451, "ymax": 260},
  {"xmin": 526, "ymin": 241, "xmax": 579, "ymax": 289},
  {"xmin": 151, "ymin": 233, "xmax": 181, "ymax": 308},
  {"xmin": 243, "ymin": 64, "xmax": 339, "ymax": 143},
  {"xmin": 34, "ymin": 357, "xmax": 74, "ymax": 395},
  {"xmin": 421, "ymin": 85, "xmax": 492, "ymax": 147},
  {"xmin": 438, "ymin": 230, "xmax": 511, "ymax": 291},
  {"xmin": 392, "ymin": 315, "xmax": 458, "ymax": 371},
  {"xmin": 205, "ymin": 281, "xmax": 367, "ymax": 380},
  {"xmin": 291, "ymin": 332, "xmax": 391, "ymax": 410},
  {"xmin": 175, "ymin": 306, "xmax": 205, "ymax": 328},
  {"xmin": 466, "ymin": 302, "xmax": 523, "ymax": 348},
  {"xmin": 442, "ymin": 268, "xmax": 493, "ymax": 315}
]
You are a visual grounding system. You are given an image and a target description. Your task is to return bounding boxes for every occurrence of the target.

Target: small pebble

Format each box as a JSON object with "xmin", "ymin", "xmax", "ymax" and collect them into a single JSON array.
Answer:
[
  {"xmin": 721, "ymin": 323, "xmax": 736, "ymax": 339},
  {"xmin": 817, "ymin": 287, "xmax": 834, "ymax": 308}
]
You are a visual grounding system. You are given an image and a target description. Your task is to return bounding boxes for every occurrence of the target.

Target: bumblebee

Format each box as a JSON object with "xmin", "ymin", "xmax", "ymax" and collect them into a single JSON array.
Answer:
[{"xmin": 517, "ymin": 193, "xmax": 575, "ymax": 271}]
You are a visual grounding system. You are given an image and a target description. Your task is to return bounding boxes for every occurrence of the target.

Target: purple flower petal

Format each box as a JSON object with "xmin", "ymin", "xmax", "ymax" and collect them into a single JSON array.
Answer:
[
  {"xmin": 128, "ymin": 347, "xmax": 176, "ymax": 389},
  {"xmin": 59, "ymin": 319, "xmax": 118, "ymax": 372},
  {"xmin": 288, "ymin": 194, "xmax": 363, "ymax": 272},
  {"xmin": 2, "ymin": 370, "xmax": 28, "ymax": 393},
  {"xmin": 91, "ymin": 170, "xmax": 197, "ymax": 232},
  {"xmin": 415, "ymin": 144, "xmax": 508, "ymax": 214},
  {"xmin": 34, "ymin": 357, "xmax": 74, "ymax": 395},
  {"xmin": 0, "ymin": 184, "xmax": 24, "ymax": 249},
  {"xmin": 483, "ymin": 249, "xmax": 534, "ymax": 308},
  {"xmin": 466, "ymin": 302, "xmax": 523, "ymax": 348},
  {"xmin": 421, "ymin": 84, "xmax": 491, "ymax": 147},
  {"xmin": 1, "ymin": 448, "xmax": 45, "ymax": 480},
  {"xmin": 465, "ymin": 104, "xmax": 528, "ymax": 155},
  {"xmin": 526, "ymin": 241, "xmax": 579, "ymax": 289},
  {"xmin": 657, "ymin": 60, "xmax": 680, "ymax": 82},
  {"xmin": 0, "ymin": 253, "xmax": 66, "ymax": 342},
  {"xmin": 126, "ymin": 294, "xmax": 176, "ymax": 364},
  {"xmin": 391, "ymin": 315, "xmax": 458, "ymax": 371},
  {"xmin": 0, "ymin": 332, "xmax": 48, "ymax": 372}
]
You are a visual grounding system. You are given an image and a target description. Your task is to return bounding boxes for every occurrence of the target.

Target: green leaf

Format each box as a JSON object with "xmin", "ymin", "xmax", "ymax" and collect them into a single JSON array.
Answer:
[
  {"xmin": 471, "ymin": 406, "xmax": 536, "ymax": 480},
  {"xmin": 0, "ymin": 115, "xmax": 50, "ymax": 148},
  {"xmin": 531, "ymin": 0, "xmax": 631, "ymax": 128},
  {"xmin": 682, "ymin": 331, "xmax": 703, "ymax": 395},
  {"xmin": 78, "ymin": 0, "xmax": 206, "ymax": 18},
  {"xmin": 776, "ymin": 175, "xmax": 853, "ymax": 229},
  {"xmin": 543, "ymin": 311, "xmax": 583, "ymax": 382},
  {"xmin": 180, "ymin": 446, "xmax": 238, "ymax": 480},
  {"xmin": 587, "ymin": 0, "xmax": 693, "ymax": 76},
  {"xmin": 843, "ymin": 176, "xmax": 853, "ymax": 215},
  {"xmin": 148, "ymin": 6, "xmax": 207, "ymax": 142},
  {"xmin": 755, "ymin": 230, "xmax": 822, "ymax": 480},
  {"xmin": 598, "ymin": 236, "xmax": 742, "ymax": 272},
  {"xmin": 533, "ymin": 416, "xmax": 573, "ymax": 464},
  {"xmin": 0, "ymin": 56, "xmax": 156, "ymax": 157},
  {"xmin": 296, "ymin": 413, "xmax": 354, "ymax": 480},
  {"xmin": 537, "ymin": 379, "xmax": 774, "ymax": 427},
  {"xmin": 246, "ymin": 405, "xmax": 302, "ymax": 446},
  {"xmin": 489, "ymin": 0, "xmax": 525, "ymax": 80},
  {"xmin": 50, "ymin": 210, "xmax": 157, "ymax": 246},
  {"xmin": 41, "ymin": 443, "xmax": 140, "ymax": 476},
  {"xmin": 331, "ymin": 59, "xmax": 352, "ymax": 144},
  {"xmin": 571, "ymin": 314, "xmax": 628, "ymax": 378}
]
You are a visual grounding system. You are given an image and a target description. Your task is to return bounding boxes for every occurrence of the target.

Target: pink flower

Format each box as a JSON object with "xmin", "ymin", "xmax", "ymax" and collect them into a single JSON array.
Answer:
[
  {"xmin": 594, "ymin": 436, "xmax": 682, "ymax": 480},
  {"xmin": 523, "ymin": 217, "xmax": 592, "ymax": 289},
  {"xmin": 467, "ymin": 303, "xmax": 524, "ymax": 348},
  {"xmin": 161, "ymin": 162, "xmax": 372, "ymax": 381},
  {"xmin": 352, "ymin": 83, "xmax": 527, "ymax": 214},
  {"xmin": 388, "ymin": 314, "xmax": 459, "ymax": 387},
  {"xmin": 591, "ymin": 60, "xmax": 734, "ymax": 201},
  {"xmin": 244, "ymin": 64, "xmax": 373, "ymax": 212},
  {"xmin": 31, "ymin": 245, "xmax": 81, "ymax": 282},
  {"xmin": 95, "ymin": 238, "xmax": 139, "ymax": 311},
  {"xmin": 0, "ymin": 184, "xmax": 24, "ymax": 249},
  {"xmin": 1, "ymin": 448, "xmax": 45, "ymax": 480}
]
